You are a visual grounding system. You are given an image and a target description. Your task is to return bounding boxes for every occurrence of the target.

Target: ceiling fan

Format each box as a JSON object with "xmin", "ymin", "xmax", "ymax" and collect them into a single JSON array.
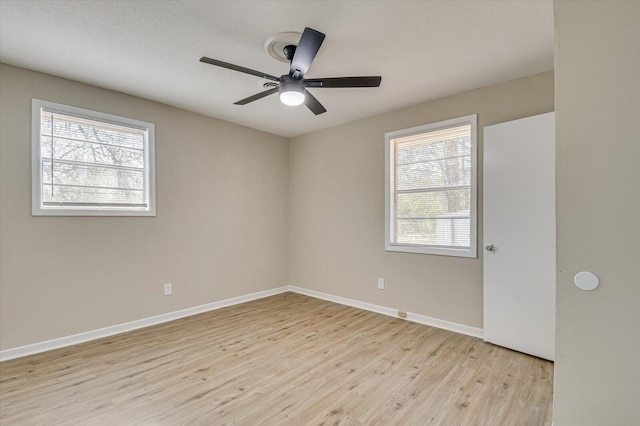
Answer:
[{"xmin": 199, "ymin": 27, "xmax": 382, "ymax": 115}]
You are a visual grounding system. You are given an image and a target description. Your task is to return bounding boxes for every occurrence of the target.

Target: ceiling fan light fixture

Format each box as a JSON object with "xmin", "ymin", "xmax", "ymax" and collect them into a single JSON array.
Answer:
[{"xmin": 279, "ymin": 83, "xmax": 305, "ymax": 106}]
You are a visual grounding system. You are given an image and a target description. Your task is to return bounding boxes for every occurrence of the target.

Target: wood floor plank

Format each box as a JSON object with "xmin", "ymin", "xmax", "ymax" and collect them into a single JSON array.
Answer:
[{"xmin": 0, "ymin": 292, "xmax": 553, "ymax": 425}]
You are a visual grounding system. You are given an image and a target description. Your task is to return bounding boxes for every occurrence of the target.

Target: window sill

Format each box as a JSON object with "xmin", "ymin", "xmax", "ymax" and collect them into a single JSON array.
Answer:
[{"xmin": 385, "ymin": 243, "xmax": 477, "ymax": 258}]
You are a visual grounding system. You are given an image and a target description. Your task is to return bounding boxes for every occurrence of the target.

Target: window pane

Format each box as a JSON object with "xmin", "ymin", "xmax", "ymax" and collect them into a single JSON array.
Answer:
[
  {"xmin": 396, "ymin": 217, "xmax": 470, "ymax": 248},
  {"xmin": 395, "ymin": 128, "xmax": 471, "ymax": 165},
  {"xmin": 43, "ymin": 185, "xmax": 145, "ymax": 206},
  {"xmin": 41, "ymin": 113, "xmax": 144, "ymax": 150},
  {"xmin": 40, "ymin": 110, "xmax": 148, "ymax": 208},
  {"xmin": 386, "ymin": 115, "xmax": 476, "ymax": 256},
  {"xmin": 43, "ymin": 160, "xmax": 144, "ymax": 191},
  {"xmin": 396, "ymin": 157, "xmax": 471, "ymax": 190},
  {"xmin": 41, "ymin": 136, "xmax": 144, "ymax": 168},
  {"xmin": 33, "ymin": 99, "xmax": 155, "ymax": 216},
  {"xmin": 396, "ymin": 189, "xmax": 470, "ymax": 218}
]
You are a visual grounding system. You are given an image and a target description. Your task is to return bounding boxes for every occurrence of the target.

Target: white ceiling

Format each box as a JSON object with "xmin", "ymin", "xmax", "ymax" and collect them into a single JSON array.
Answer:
[{"xmin": 0, "ymin": 0, "xmax": 554, "ymax": 138}]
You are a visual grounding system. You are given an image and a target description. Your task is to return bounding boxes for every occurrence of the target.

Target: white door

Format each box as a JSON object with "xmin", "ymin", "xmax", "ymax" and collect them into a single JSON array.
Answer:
[{"xmin": 483, "ymin": 112, "xmax": 555, "ymax": 361}]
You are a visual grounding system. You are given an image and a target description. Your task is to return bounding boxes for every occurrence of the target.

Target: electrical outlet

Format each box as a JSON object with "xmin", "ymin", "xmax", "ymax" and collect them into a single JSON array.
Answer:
[
  {"xmin": 163, "ymin": 283, "xmax": 172, "ymax": 296},
  {"xmin": 377, "ymin": 278, "xmax": 385, "ymax": 290}
]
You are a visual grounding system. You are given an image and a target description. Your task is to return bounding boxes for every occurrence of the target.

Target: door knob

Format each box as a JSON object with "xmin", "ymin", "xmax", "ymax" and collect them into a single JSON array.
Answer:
[{"xmin": 485, "ymin": 244, "xmax": 496, "ymax": 252}]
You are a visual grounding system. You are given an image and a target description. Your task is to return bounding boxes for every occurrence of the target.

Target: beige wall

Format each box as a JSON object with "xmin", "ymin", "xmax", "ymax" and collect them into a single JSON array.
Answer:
[
  {"xmin": 553, "ymin": 1, "xmax": 640, "ymax": 424},
  {"xmin": 289, "ymin": 71, "xmax": 554, "ymax": 328},
  {"xmin": 0, "ymin": 64, "xmax": 289, "ymax": 350},
  {"xmin": 0, "ymin": 65, "xmax": 554, "ymax": 352}
]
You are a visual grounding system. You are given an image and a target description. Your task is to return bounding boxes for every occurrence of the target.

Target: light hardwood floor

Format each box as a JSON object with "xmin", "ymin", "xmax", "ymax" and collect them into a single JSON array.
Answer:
[{"xmin": 0, "ymin": 292, "xmax": 553, "ymax": 425}]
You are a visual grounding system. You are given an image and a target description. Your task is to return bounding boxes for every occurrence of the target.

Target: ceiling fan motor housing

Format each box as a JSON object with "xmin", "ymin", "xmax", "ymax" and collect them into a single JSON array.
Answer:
[{"xmin": 283, "ymin": 45, "xmax": 297, "ymax": 61}]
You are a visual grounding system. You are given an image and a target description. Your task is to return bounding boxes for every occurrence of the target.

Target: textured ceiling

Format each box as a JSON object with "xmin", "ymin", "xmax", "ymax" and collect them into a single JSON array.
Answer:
[{"xmin": 0, "ymin": 0, "xmax": 554, "ymax": 138}]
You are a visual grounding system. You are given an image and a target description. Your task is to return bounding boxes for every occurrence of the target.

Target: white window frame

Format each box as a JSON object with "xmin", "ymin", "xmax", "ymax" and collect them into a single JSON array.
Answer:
[
  {"xmin": 385, "ymin": 114, "xmax": 477, "ymax": 258},
  {"xmin": 31, "ymin": 99, "xmax": 156, "ymax": 216}
]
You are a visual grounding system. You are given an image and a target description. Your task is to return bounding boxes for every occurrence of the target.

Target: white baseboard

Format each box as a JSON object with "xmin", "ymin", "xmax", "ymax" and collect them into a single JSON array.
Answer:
[
  {"xmin": 289, "ymin": 286, "xmax": 483, "ymax": 339},
  {"xmin": 0, "ymin": 286, "xmax": 289, "ymax": 362},
  {"xmin": 1, "ymin": 284, "xmax": 483, "ymax": 362}
]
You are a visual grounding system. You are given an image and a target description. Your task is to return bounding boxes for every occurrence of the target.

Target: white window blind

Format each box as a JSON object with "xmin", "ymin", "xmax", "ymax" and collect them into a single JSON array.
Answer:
[
  {"xmin": 385, "ymin": 115, "xmax": 477, "ymax": 257},
  {"xmin": 32, "ymin": 99, "xmax": 156, "ymax": 216}
]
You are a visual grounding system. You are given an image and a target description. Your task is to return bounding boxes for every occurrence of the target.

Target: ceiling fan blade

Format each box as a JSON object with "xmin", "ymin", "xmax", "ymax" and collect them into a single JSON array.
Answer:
[
  {"xmin": 200, "ymin": 57, "xmax": 279, "ymax": 82},
  {"xmin": 305, "ymin": 76, "xmax": 382, "ymax": 88},
  {"xmin": 234, "ymin": 87, "xmax": 279, "ymax": 105},
  {"xmin": 304, "ymin": 90, "xmax": 327, "ymax": 115},
  {"xmin": 289, "ymin": 27, "xmax": 325, "ymax": 79}
]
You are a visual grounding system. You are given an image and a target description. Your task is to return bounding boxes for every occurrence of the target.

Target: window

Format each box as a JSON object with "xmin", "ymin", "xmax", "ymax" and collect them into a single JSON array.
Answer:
[
  {"xmin": 32, "ymin": 99, "xmax": 156, "ymax": 216},
  {"xmin": 385, "ymin": 114, "xmax": 477, "ymax": 257}
]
